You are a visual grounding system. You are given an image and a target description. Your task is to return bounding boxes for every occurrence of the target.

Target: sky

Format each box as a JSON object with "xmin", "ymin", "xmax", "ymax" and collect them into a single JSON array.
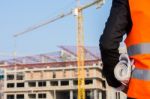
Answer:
[{"xmin": 0, "ymin": 0, "xmax": 112, "ymax": 58}]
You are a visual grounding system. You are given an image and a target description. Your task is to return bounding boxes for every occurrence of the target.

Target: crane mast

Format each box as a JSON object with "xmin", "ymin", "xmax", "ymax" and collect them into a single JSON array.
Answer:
[{"xmin": 75, "ymin": 7, "xmax": 85, "ymax": 99}]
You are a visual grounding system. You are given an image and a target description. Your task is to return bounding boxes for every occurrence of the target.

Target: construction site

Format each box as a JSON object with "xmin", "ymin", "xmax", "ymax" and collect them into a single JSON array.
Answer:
[
  {"xmin": 0, "ymin": 0, "xmax": 128, "ymax": 99},
  {"xmin": 0, "ymin": 46, "xmax": 127, "ymax": 99}
]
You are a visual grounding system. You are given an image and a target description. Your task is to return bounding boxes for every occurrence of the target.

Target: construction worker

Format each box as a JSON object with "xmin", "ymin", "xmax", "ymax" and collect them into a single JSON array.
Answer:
[{"xmin": 99, "ymin": 0, "xmax": 150, "ymax": 99}]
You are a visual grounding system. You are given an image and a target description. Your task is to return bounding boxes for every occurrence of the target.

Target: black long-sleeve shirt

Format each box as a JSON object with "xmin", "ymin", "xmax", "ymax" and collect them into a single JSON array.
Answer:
[{"xmin": 99, "ymin": 0, "xmax": 132, "ymax": 88}]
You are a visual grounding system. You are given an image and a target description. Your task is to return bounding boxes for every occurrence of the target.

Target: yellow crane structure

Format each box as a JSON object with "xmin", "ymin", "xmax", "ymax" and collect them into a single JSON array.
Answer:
[
  {"xmin": 14, "ymin": 0, "xmax": 105, "ymax": 99},
  {"xmin": 75, "ymin": 6, "xmax": 86, "ymax": 99}
]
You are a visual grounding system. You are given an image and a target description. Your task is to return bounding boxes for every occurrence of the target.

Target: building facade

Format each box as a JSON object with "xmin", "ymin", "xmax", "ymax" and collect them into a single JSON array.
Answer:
[{"xmin": 0, "ymin": 46, "xmax": 127, "ymax": 99}]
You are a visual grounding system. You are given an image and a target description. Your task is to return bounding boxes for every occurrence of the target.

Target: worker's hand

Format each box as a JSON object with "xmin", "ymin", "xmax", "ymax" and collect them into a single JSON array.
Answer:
[
  {"xmin": 116, "ymin": 84, "xmax": 128, "ymax": 94},
  {"xmin": 122, "ymin": 85, "xmax": 129, "ymax": 94}
]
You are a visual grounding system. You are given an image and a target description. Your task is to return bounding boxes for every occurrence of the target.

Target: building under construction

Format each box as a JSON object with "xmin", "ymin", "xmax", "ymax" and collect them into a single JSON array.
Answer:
[{"xmin": 0, "ymin": 46, "xmax": 127, "ymax": 99}]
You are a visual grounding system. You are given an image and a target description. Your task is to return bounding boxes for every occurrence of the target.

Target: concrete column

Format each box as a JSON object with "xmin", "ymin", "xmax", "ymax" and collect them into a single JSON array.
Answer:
[
  {"xmin": 120, "ymin": 92, "xmax": 127, "ymax": 99},
  {"xmin": 47, "ymin": 81, "xmax": 50, "ymax": 86},
  {"xmin": 14, "ymin": 82, "xmax": 17, "ymax": 89},
  {"xmin": 70, "ymin": 90, "xmax": 73, "ymax": 99},
  {"xmin": 36, "ymin": 81, "xmax": 38, "ymax": 88},
  {"xmin": 54, "ymin": 90, "xmax": 56, "ymax": 99},
  {"xmin": 4, "ymin": 70, "xmax": 7, "ymax": 91},
  {"xmin": 58, "ymin": 80, "xmax": 61, "ymax": 86},
  {"xmin": 99, "ymin": 91, "xmax": 102, "ymax": 99},
  {"xmin": 3, "ymin": 93, "xmax": 7, "ymax": 99},
  {"xmin": 69, "ymin": 80, "xmax": 73, "ymax": 86},
  {"xmin": 94, "ymin": 90, "xmax": 98, "ymax": 99},
  {"xmin": 14, "ymin": 93, "xmax": 17, "ymax": 99},
  {"xmin": 106, "ymin": 87, "xmax": 116, "ymax": 99},
  {"xmin": 93, "ymin": 79, "xmax": 97, "ymax": 88},
  {"xmin": 25, "ymin": 82, "xmax": 28, "ymax": 88},
  {"xmin": 36, "ymin": 93, "xmax": 38, "ymax": 99},
  {"xmin": 24, "ymin": 93, "xmax": 28, "ymax": 99}
]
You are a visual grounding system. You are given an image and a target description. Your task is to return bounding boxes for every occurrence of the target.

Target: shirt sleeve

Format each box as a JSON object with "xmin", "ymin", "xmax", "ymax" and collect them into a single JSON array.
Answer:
[{"xmin": 99, "ymin": 0, "xmax": 132, "ymax": 88}]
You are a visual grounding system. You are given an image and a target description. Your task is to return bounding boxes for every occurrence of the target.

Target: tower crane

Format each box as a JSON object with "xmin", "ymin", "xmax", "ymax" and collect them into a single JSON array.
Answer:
[
  {"xmin": 14, "ymin": 0, "xmax": 104, "ymax": 37},
  {"xmin": 14, "ymin": 0, "xmax": 105, "ymax": 99}
]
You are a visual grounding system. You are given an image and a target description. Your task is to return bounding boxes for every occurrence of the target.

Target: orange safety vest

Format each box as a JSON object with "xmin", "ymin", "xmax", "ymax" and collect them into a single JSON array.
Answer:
[{"xmin": 125, "ymin": 0, "xmax": 150, "ymax": 99}]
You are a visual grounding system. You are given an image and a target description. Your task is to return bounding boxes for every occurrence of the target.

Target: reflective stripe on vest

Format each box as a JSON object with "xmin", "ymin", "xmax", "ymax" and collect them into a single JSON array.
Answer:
[
  {"xmin": 127, "ymin": 43, "xmax": 150, "ymax": 56},
  {"xmin": 132, "ymin": 68, "xmax": 150, "ymax": 81}
]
